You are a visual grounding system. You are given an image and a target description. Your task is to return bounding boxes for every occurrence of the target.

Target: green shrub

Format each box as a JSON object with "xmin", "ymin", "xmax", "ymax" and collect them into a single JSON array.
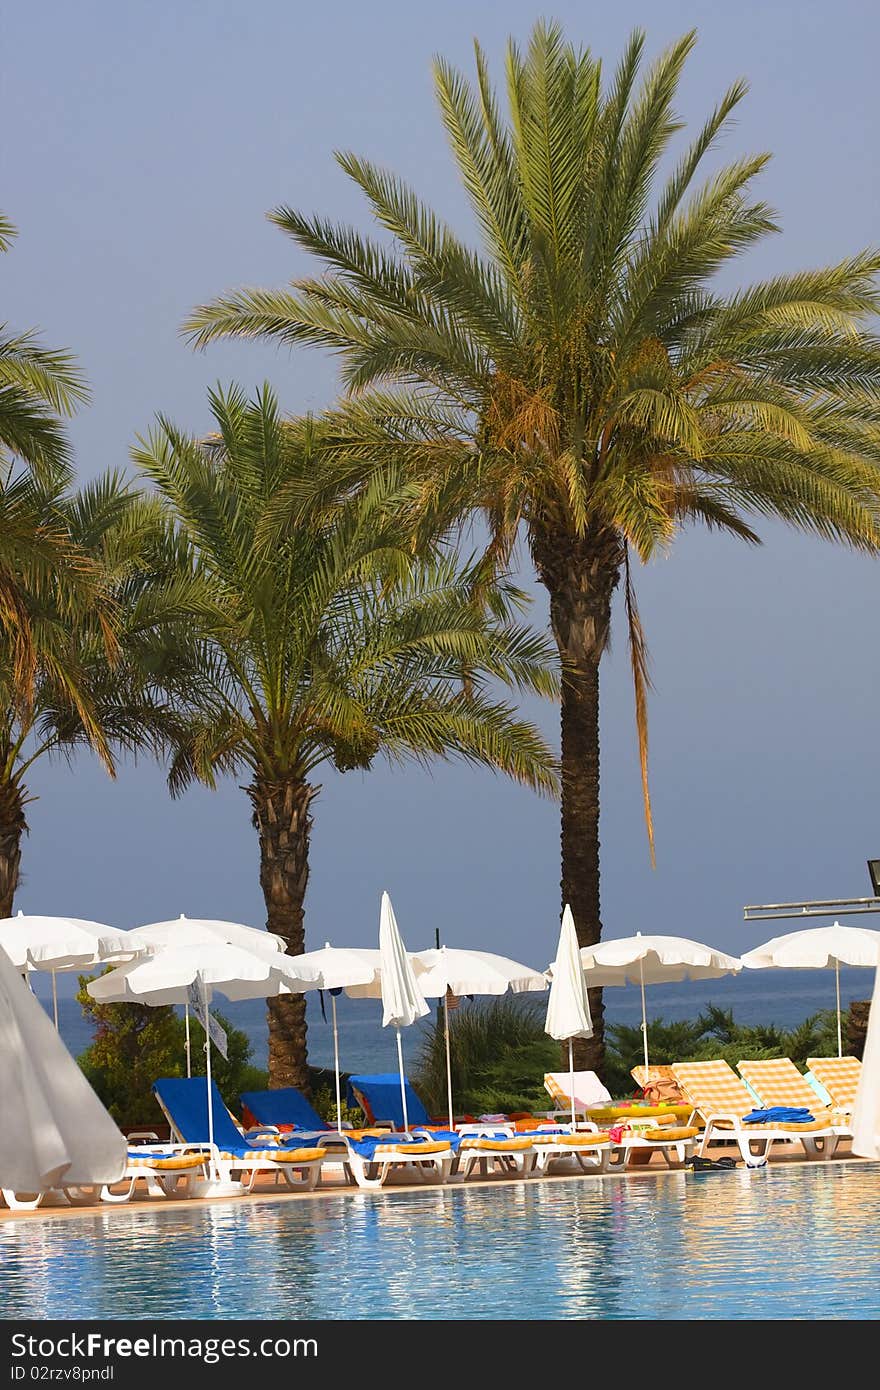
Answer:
[
  {"xmin": 76, "ymin": 974, "xmax": 267, "ymax": 1128},
  {"xmin": 415, "ymin": 997, "xmax": 558, "ymax": 1116}
]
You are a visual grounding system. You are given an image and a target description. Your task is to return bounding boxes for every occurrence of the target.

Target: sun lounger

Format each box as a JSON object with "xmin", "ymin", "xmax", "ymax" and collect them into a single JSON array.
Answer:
[
  {"xmin": 631, "ymin": 1064, "xmax": 688, "ymax": 1105},
  {"xmin": 153, "ymin": 1078, "xmax": 328, "ymax": 1192},
  {"xmin": 543, "ymin": 1070, "xmax": 613, "ymax": 1119},
  {"xmin": 806, "ymin": 1056, "xmax": 862, "ymax": 1113},
  {"xmin": 737, "ymin": 1059, "xmax": 851, "ymax": 1137},
  {"xmin": 671, "ymin": 1060, "xmax": 839, "ymax": 1163},
  {"xmin": 240, "ymin": 1084, "xmax": 455, "ymax": 1188},
  {"xmin": 97, "ymin": 1139, "xmax": 210, "ymax": 1204}
]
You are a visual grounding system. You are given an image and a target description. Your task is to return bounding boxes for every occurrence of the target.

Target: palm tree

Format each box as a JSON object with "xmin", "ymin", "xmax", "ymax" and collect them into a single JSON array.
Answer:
[
  {"xmin": 185, "ymin": 25, "xmax": 880, "ymax": 1070},
  {"xmin": 0, "ymin": 470, "xmax": 182, "ymax": 915},
  {"xmin": 133, "ymin": 383, "xmax": 558, "ymax": 1089},
  {"xmin": 1, "ymin": 213, "xmax": 95, "ymax": 697},
  {"xmin": 0, "ymin": 213, "xmax": 88, "ymax": 479}
]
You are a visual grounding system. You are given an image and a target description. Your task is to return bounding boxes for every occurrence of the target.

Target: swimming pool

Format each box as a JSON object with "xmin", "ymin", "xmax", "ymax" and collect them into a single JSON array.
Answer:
[{"xmin": 2, "ymin": 1163, "xmax": 878, "ymax": 1319}]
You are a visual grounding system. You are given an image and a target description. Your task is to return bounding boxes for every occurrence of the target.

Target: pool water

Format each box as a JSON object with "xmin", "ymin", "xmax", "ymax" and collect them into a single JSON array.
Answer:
[{"xmin": 2, "ymin": 1163, "xmax": 878, "ymax": 1320}]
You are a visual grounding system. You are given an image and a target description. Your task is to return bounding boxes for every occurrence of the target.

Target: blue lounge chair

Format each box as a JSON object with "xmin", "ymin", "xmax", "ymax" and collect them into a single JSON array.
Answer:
[
  {"xmin": 153, "ymin": 1077, "xmax": 327, "ymax": 1192},
  {"xmin": 240, "ymin": 1085, "xmax": 454, "ymax": 1190},
  {"xmin": 346, "ymin": 1073, "xmax": 432, "ymax": 1129}
]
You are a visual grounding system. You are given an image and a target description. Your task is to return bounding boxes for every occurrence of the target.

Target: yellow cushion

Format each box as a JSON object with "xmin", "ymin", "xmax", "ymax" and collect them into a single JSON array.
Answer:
[
  {"xmin": 586, "ymin": 1105, "xmax": 693, "ymax": 1124},
  {"xmin": 374, "ymin": 1141, "xmax": 449, "ymax": 1157},
  {"xmin": 637, "ymin": 1126, "xmax": 700, "ymax": 1142},
  {"xmin": 536, "ymin": 1132, "xmax": 612, "ymax": 1147},
  {"xmin": 460, "ymin": 1138, "xmax": 533, "ymax": 1152},
  {"xmin": 278, "ymin": 1148, "xmax": 327, "ymax": 1162},
  {"xmin": 127, "ymin": 1153, "xmax": 205, "ymax": 1171}
]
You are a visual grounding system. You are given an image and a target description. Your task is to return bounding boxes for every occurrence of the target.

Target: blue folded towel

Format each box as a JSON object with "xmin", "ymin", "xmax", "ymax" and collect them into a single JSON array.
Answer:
[
  {"xmin": 413, "ymin": 1129, "xmax": 511, "ymax": 1153},
  {"xmin": 345, "ymin": 1134, "xmax": 449, "ymax": 1160},
  {"xmin": 742, "ymin": 1106, "xmax": 815, "ymax": 1124}
]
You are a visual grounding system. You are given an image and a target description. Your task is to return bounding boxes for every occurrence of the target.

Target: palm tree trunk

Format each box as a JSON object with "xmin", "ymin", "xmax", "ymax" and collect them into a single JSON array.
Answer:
[
  {"xmin": 532, "ymin": 523, "xmax": 623, "ymax": 1078},
  {"xmin": 248, "ymin": 774, "xmax": 317, "ymax": 1091},
  {"xmin": 0, "ymin": 776, "xmax": 26, "ymax": 918}
]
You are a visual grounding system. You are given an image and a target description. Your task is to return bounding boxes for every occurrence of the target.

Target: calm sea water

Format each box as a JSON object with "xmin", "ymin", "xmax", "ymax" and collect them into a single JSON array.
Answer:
[
  {"xmin": 34, "ymin": 966, "xmax": 873, "ymax": 1074},
  {"xmin": 1, "ymin": 1163, "xmax": 878, "ymax": 1319}
]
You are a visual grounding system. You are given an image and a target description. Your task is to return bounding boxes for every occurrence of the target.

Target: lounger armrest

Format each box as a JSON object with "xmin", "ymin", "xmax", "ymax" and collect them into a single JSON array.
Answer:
[
  {"xmin": 127, "ymin": 1131, "xmax": 160, "ymax": 1144},
  {"xmin": 704, "ymin": 1111, "xmax": 743, "ymax": 1128},
  {"xmin": 243, "ymin": 1125, "xmax": 280, "ymax": 1143}
]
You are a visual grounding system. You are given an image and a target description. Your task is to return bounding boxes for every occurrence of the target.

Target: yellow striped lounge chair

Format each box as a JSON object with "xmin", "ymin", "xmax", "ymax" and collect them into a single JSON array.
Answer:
[
  {"xmin": 806, "ymin": 1056, "xmax": 862, "ymax": 1114},
  {"xmin": 98, "ymin": 1142, "xmax": 210, "ymax": 1204},
  {"xmin": 671, "ymin": 1060, "xmax": 838, "ymax": 1163},
  {"xmin": 737, "ymin": 1059, "xmax": 851, "ymax": 1137}
]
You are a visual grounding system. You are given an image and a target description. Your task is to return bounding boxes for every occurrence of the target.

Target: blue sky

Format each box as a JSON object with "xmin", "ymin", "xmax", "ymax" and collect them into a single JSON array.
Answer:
[{"xmin": 4, "ymin": 0, "xmax": 880, "ymax": 972}]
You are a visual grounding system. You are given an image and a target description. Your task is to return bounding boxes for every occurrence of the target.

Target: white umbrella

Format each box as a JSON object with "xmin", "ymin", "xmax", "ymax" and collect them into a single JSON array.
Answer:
[
  {"xmin": 89, "ymin": 941, "xmax": 322, "ymax": 1196},
  {"xmin": 128, "ymin": 914, "xmax": 285, "ymax": 958},
  {"xmin": 413, "ymin": 945, "xmax": 548, "ymax": 1130},
  {"xmin": 277, "ymin": 944, "xmax": 379, "ymax": 1133},
  {"xmin": 852, "ymin": 964, "xmax": 880, "ymax": 1160},
  {"xmin": 378, "ymin": 892, "xmax": 428, "ymax": 1132},
  {"xmin": 0, "ymin": 945, "xmax": 125, "ymax": 1199},
  {"xmin": 88, "ymin": 940, "xmax": 321, "ymax": 1005},
  {"xmin": 125, "ymin": 917, "xmax": 288, "ymax": 1074},
  {"xmin": 579, "ymin": 932, "xmax": 742, "ymax": 1071},
  {"xmin": 741, "ymin": 922, "xmax": 880, "ymax": 1057},
  {"xmin": 0, "ymin": 912, "xmax": 143, "ymax": 1028},
  {"xmin": 545, "ymin": 906, "xmax": 594, "ymax": 1130}
]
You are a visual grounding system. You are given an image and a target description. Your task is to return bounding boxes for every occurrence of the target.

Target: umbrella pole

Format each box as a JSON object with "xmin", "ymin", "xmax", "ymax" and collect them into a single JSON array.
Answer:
[
  {"xmin": 396, "ymin": 1028, "xmax": 409, "ymax": 1133},
  {"xmin": 639, "ymin": 955, "xmax": 649, "ymax": 1072},
  {"xmin": 184, "ymin": 1004, "xmax": 192, "ymax": 1079},
  {"xmin": 201, "ymin": 976, "xmax": 217, "ymax": 1182},
  {"xmin": 835, "ymin": 959, "xmax": 843, "ymax": 1059},
  {"xmin": 331, "ymin": 993, "xmax": 343, "ymax": 1134},
  {"xmin": 51, "ymin": 970, "xmax": 59, "ymax": 1030},
  {"xmin": 569, "ymin": 1038, "xmax": 576, "ymax": 1131},
  {"xmin": 444, "ymin": 991, "xmax": 454, "ymax": 1132}
]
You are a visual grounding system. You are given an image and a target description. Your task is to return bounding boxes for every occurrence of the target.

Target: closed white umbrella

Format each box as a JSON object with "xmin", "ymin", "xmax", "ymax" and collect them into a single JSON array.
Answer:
[
  {"xmin": 279, "ymin": 945, "xmax": 378, "ymax": 1133},
  {"xmin": 579, "ymin": 932, "xmax": 742, "ymax": 1071},
  {"xmin": 0, "ymin": 945, "xmax": 125, "ymax": 1199},
  {"xmin": 378, "ymin": 892, "xmax": 428, "ymax": 1132},
  {"xmin": 0, "ymin": 912, "xmax": 143, "ymax": 1028},
  {"xmin": 741, "ymin": 922, "xmax": 880, "ymax": 1058},
  {"xmin": 545, "ymin": 905, "xmax": 594, "ymax": 1130},
  {"xmin": 414, "ymin": 945, "xmax": 548, "ymax": 1130},
  {"xmin": 851, "ymin": 965, "xmax": 880, "ymax": 1160}
]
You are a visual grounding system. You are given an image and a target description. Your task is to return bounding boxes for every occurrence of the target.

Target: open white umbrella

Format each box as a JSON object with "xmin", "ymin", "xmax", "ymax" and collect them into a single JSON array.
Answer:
[
  {"xmin": 413, "ymin": 945, "xmax": 548, "ymax": 1130},
  {"xmin": 89, "ymin": 941, "xmax": 322, "ymax": 1196},
  {"xmin": 277, "ymin": 944, "xmax": 379, "ymax": 1132},
  {"xmin": 0, "ymin": 945, "xmax": 126, "ymax": 1200},
  {"xmin": 0, "ymin": 912, "xmax": 143, "ymax": 1028},
  {"xmin": 852, "ymin": 964, "xmax": 880, "ymax": 1160},
  {"xmin": 741, "ymin": 922, "xmax": 880, "ymax": 1057},
  {"xmin": 545, "ymin": 906, "xmax": 594, "ymax": 1130},
  {"xmin": 125, "ymin": 916, "xmax": 287, "ymax": 1074},
  {"xmin": 579, "ymin": 932, "xmax": 742, "ymax": 1071},
  {"xmin": 378, "ymin": 892, "xmax": 428, "ymax": 1132}
]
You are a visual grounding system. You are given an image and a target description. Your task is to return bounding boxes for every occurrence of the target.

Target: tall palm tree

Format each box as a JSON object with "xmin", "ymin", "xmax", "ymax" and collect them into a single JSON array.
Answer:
[
  {"xmin": 1, "ymin": 213, "xmax": 95, "ymax": 697},
  {"xmin": 185, "ymin": 25, "xmax": 880, "ymax": 1070},
  {"xmin": 0, "ymin": 470, "xmax": 183, "ymax": 915},
  {"xmin": 133, "ymin": 384, "xmax": 558, "ymax": 1089}
]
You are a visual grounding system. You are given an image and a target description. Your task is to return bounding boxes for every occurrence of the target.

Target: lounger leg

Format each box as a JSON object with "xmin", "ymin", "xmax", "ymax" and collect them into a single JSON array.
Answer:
[
  {"xmin": 281, "ymin": 1163, "xmax": 322, "ymax": 1191},
  {"xmin": 1, "ymin": 1189, "xmax": 45, "ymax": 1211},
  {"xmin": 99, "ymin": 1178, "xmax": 137, "ymax": 1204}
]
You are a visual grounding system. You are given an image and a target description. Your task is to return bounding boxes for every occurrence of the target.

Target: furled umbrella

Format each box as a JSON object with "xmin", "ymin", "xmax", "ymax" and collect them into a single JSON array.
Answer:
[
  {"xmin": 579, "ymin": 933, "xmax": 742, "ymax": 1071},
  {"xmin": 852, "ymin": 963, "xmax": 880, "ymax": 1160},
  {"xmin": 545, "ymin": 905, "xmax": 594, "ymax": 1130},
  {"xmin": 0, "ymin": 945, "xmax": 126, "ymax": 1204},
  {"xmin": 413, "ymin": 945, "xmax": 548, "ymax": 1130},
  {"xmin": 377, "ymin": 892, "xmax": 428, "ymax": 1132},
  {"xmin": 0, "ymin": 912, "xmax": 143, "ymax": 1028},
  {"xmin": 88, "ymin": 941, "xmax": 323, "ymax": 1194},
  {"xmin": 741, "ymin": 922, "xmax": 880, "ymax": 1057},
  {"xmin": 128, "ymin": 914, "xmax": 287, "ymax": 1075},
  {"xmin": 274, "ymin": 944, "xmax": 382, "ymax": 1132}
]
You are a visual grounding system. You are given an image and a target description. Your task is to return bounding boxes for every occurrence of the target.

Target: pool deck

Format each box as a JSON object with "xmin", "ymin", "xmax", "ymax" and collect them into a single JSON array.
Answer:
[{"xmin": 2, "ymin": 1140, "xmax": 871, "ymax": 1224}]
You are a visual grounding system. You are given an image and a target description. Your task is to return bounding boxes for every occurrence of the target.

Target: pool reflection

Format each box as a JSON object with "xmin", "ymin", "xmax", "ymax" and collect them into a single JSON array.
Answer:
[{"xmin": 1, "ymin": 1164, "xmax": 878, "ymax": 1320}]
